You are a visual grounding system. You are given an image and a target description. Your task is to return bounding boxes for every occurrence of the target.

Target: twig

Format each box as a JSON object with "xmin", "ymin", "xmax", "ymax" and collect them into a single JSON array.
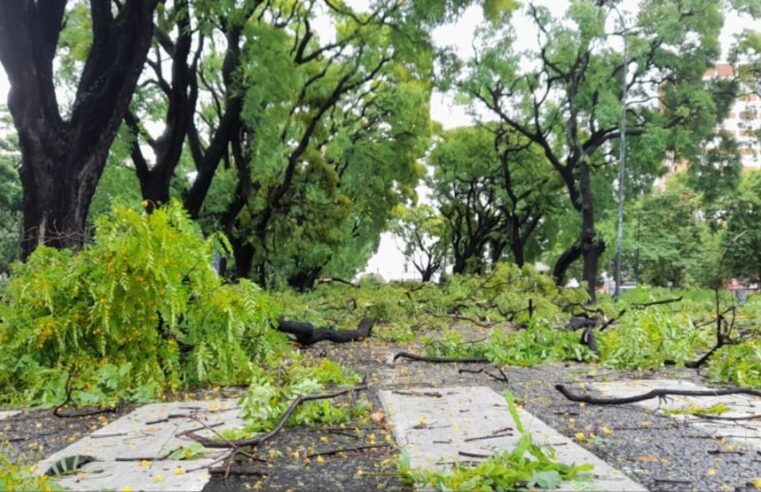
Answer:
[
  {"xmin": 187, "ymin": 384, "xmax": 368, "ymax": 448},
  {"xmin": 464, "ymin": 431, "xmax": 513, "ymax": 442},
  {"xmin": 694, "ymin": 413, "xmax": 761, "ymax": 422},
  {"xmin": 458, "ymin": 367, "xmax": 509, "ymax": 383},
  {"xmin": 458, "ymin": 451, "xmax": 490, "ymax": 459},
  {"xmin": 145, "ymin": 414, "xmax": 191, "ymax": 425},
  {"xmin": 393, "ymin": 352, "xmax": 489, "ymax": 364},
  {"xmin": 305, "ymin": 443, "xmax": 390, "ymax": 459},
  {"xmin": 555, "ymin": 384, "xmax": 761, "ymax": 405},
  {"xmin": 392, "ymin": 390, "xmax": 442, "ymax": 397}
]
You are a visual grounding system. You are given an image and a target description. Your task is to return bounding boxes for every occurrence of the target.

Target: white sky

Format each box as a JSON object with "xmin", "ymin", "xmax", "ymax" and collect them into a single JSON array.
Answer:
[{"xmin": 0, "ymin": 2, "xmax": 755, "ymax": 280}]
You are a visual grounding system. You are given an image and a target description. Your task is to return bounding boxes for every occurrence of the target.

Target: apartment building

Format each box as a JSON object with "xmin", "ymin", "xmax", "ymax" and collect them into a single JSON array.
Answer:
[{"xmin": 705, "ymin": 63, "xmax": 761, "ymax": 169}]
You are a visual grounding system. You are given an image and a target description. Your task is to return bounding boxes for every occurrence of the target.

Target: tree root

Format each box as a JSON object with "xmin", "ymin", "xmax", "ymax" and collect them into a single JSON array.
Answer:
[
  {"xmin": 555, "ymin": 384, "xmax": 761, "ymax": 405},
  {"xmin": 277, "ymin": 317, "xmax": 373, "ymax": 345},
  {"xmin": 392, "ymin": 352, "xmax": 489, "ymax": 364}
]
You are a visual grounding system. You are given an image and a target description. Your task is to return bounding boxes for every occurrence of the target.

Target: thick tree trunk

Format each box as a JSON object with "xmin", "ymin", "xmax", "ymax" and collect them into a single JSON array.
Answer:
[
  {"xmin": 18, "ymin": 142, "xmax": 100, "ymax": 254},
  {"xmin": 0, "ymin": 1, "xmax": 158, "ymax": 258},
  {"xmin": 510, "ymin": 241, "xmax": 525, "ymax": 267},
  {"xmin": 553, "ymin": 242, "xmax": 582, "ymax": 286}
]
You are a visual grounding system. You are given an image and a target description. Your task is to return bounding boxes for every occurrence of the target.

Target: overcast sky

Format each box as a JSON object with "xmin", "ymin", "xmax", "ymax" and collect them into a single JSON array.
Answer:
[{"xmin": 0, "ymin": 2, "xmax": 755, "ymax": 280}]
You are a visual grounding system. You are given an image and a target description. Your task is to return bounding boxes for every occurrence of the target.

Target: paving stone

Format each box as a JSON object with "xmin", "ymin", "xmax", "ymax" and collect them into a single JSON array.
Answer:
[
  {"xmin": 0, "ymin": 410, "xmax": 20, "ymax": 420},
  {"xmin": 379, "ymin": 385, "xmax": 646, "ymax": 492},
  {"xmin": 589, "ymin": 379, "xmax": 761, "ymax": 451},
  {"xmin": 36, "ymin": 399, "xmax": 244, "ymax": 492}
]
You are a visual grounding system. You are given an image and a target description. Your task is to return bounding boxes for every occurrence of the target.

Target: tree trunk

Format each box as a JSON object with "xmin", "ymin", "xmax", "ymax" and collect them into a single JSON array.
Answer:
[
  {"xmin": 553, "ymin": 242, "xmax": 582, "ymax": 286},
  {"xmin": 18, "ymin": 141, "xmax": 101, "ymax": 254},
  {"xmin": 509, "ymin": 238, "xmax": 526, "ymax": 267},
  {"xmin": 578, "ymin": 161, "xmax": 603, "ymax": 302},
  {"xmin": 0, "ymin": 1, "xmax": 158, "ymax": 259}
]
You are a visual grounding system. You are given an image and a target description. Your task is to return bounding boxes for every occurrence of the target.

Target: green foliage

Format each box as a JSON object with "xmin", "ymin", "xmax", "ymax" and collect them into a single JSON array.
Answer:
[
  {"xmin": 626, "ymin": 181, "xmax": 716, "ymax": 287},
  {"xmin": 0, "ymin": 454, "xmax": 61, "ymax": 492},
  {"xmin": 723, "ymin": 172, "xmax": 761, "ymax": 283},
  {"xmin": 234, "ymin": 356, "xmax": 366, "ymax": 434},
  {"xmin": 664, "ymin": 402, "xmax": 729, "ymax": 416},
  {"xmin": 598, "ymin": 310, "xmax": 711, "ymax": 370},
  {"xmin": 485, "ymin": 325, "xmax": 596, "ymax": 367},
  {"xmin": 165, "ymin": 443, "xmax": 207, "ymax": 461},
  {"xmin": 707, "ymin": 340, "xmax": 761, "ymax": 389},
  {"xmin": 0, "ymin": 201, "xmax": 283, "ymax": 406},
  {"xmin": 398, "ymin": 391, "xmax": 593, "ymax": 491}
]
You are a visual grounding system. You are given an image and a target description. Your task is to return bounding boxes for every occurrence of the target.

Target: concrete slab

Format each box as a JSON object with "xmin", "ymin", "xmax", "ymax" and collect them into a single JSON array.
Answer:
[
  {"xmin": 35, "ymin": 399, "xmax": 244, "ymax": 491},
  {"xmin": 379, "ymin": 386, "xmax": 645, "ymax": 492},
  {"xmin": 0, "ymin": 410, "xmax": 20, "ymax": 420},
  {"xmin": 589, "ymin": 379, "xmax": 761, "ymax": 451}
]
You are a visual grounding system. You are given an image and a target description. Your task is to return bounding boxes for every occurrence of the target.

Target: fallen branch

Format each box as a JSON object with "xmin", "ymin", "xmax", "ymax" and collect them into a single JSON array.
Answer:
[
  {"xmin": 277, "ymin": 317, "xmax": 373, "ymax": 345},
  {"xmin": 209, "ymin": 464, "xmax": 267, "ymax": 476},
  {"xmin": 53, "ymin": 372, "xmax": 118, "ymax": 418},
  {"xmin": 186, "ymin": 384, "xmax": 368, "ymax": 448},
  {"xmin": 555, "ymin": 384, "xmax": 761, "ymax": 405},
  {"xmin": 393, "ymin": 352, "xmax": 489, "ymax": 364}
]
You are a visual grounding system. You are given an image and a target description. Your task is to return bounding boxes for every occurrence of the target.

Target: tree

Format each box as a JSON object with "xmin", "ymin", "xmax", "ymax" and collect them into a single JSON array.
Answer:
[
  {"xmin": 632, "ymin": 181, "xmax": 709, "ymax": 287},
  {"xmin": 723, "ymin": 172, "xmax": 761, "ymax": 283},
  {"xmin": 0, "ymin": 1, "xmax": 160, "ymax": 258},
  {"xmin": 463, "ymin": 0, "xmax": 729, "ymax": 300},
  {"xmin": 392, "ymin": 204, "xmax": 449, "ymax": 281},
  {"xmin": 429, "ymin": 125, "xmax": 559, "ymax": 274},
  {"xmin": 0, "ymin": 104, "xmax": 21, "ymax": 272}
]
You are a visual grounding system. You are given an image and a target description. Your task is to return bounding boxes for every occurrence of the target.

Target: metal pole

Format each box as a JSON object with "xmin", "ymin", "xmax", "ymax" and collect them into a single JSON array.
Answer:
[{"xmin": 613, "ymin": 13, "xmax": 628, "ymax": 300}]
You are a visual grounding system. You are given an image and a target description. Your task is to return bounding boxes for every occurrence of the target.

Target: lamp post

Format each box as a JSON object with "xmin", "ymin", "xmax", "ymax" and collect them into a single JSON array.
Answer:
[{"xmin": 613, "ymin": 9, "xmax": 629, "ymax": 300}]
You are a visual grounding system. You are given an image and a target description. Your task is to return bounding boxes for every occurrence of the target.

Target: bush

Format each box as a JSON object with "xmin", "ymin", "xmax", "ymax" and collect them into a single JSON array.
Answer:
[{"xmin": 0, "ymin": 201, "xmax": 283, "ymax": 406}]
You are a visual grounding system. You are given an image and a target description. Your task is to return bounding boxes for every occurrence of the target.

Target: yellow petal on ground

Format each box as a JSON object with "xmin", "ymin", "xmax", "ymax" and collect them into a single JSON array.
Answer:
[
  {"xmin": 316, "ymin": 455, "xmax": 325, "ymax": 463},
  {"xmin": 154, "ymin": 473, "xmax": 164, "ymax": 483},
  {"xmin": 175, "ymin": 467, "xmax": 185, "ymax": 475},
  {"xmin": 139, "ymin": 460, "xmax": 151, "ymax": 469},
  {"xmin": 751, "ymin": 478, "xmax": 761, "ymax": 489},
  {"xmin": 601, "ymin": 426, "xmax": 613, "ymax": 436},
  {"xmin": 121, "ymin": 486, "xmax": 133, "ymax": 492},
  {"xmin": 574, "ymin": 432, "xmax": 586, "ymax": 442},
  {"xmin": 707, "ymin": 469, "xmax": 717, "ymax": 477}
]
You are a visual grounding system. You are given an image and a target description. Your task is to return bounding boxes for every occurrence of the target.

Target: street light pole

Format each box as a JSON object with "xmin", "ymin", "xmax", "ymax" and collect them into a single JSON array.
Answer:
[{"xmin": 613, "ymin": 11, "xmax": 629, "ymax": 300}]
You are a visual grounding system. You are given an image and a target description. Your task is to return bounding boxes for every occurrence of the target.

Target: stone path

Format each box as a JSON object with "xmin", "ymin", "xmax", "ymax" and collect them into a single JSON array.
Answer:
[
  {"xmin": 35, "ymin": 400, "xmax": 242, "ymax": 492},
  {"xmin": 589, "ymin": 379, "xmax": 761, "ymax": 451},
  {"xmin": 379, "ymin": 385, "xmax": 646, "ymax": 491},
  {"xmin": 0, "ymin": 410, "xmax": 19, "ymax": 420}
]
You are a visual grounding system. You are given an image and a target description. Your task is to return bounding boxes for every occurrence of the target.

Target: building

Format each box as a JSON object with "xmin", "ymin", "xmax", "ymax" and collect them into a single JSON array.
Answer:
[{"xmin": 705, "ymin": 63, "xmax": 761, "ymax": 169}]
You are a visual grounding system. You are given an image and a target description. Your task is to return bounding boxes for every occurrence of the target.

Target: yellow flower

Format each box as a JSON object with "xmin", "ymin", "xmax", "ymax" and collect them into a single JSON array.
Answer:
[
  {"xmin": 121, "ymin": 486, "xmax": 133, "ymax": 492},
  {"xmin": 575, "ymin": 432, "xmax": 586, "ymax": 442},
  {"xmin": 139, "ymin": 460, "xmax": 151, "ymax": 469},
  {"xmin": 174, "ymin": 467, "xmax": 185, "ymax": 475},
  {"xmin": 600, "ymin": 426, "xmax": 613, "ymax": 436},
  {"xmin": 316, "ymin": 455, "xmax": 325, "ymax": 463},
  {"xmin": 706, "ymin": 469, "xmax": 717, "ymax": 477},
  {"xmin": 750, "ymin": 478, "xmax": 761, "ymax": 489},
  {"xmin": 154, "ymin": 473, "xmax": 164, "ymax": 483}
]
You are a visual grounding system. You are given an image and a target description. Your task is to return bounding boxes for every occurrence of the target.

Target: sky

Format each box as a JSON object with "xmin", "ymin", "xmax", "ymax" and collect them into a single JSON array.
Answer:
[{"xmin": 0, "ymin": 1, "xmax": 756, "ymax": 280}]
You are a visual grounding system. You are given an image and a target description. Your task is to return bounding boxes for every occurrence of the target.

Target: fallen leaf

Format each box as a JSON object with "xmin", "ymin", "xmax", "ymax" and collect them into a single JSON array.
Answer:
[{"xmin": 636, "ymin": 455, "xmax": 659, "ymax": 463}]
